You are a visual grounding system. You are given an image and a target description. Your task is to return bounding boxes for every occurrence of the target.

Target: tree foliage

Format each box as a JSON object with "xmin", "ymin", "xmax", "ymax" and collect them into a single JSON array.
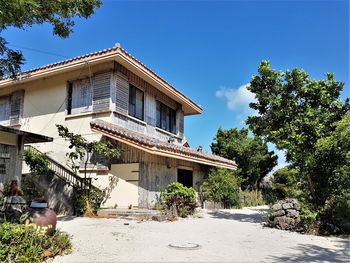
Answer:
[
  {"xmin": 23, "ymin": 147, "xmax": 50, "ymax": 176},
  {"xmin": 56, "ymin": 124, "xmax": 121, "ymax": 175},
  {"xmin": 200, "ymin": 168, "xmax": 241, "ymax": 208},
  {"xmin": 247, "ymin": 61, "xmax": 349, "ymax": 165},
  {"xmin": 314, "ymin": 113, "xmax": 350, "ymax": 232},
  {"xmin": 313, "ymin": 112, "xmax": 350, "ymax": 201},
  {"xmin": 0, "ymin": 0, "xmax": 101, "ymax": 78},
  {"xmin": 271, "ymin": 167, "xmax": 300, "ymax": 200},
  {"xmin": 246, "ymin": 61, "xmax": 349, "ymax": 208},
  {"xmin": 211, "ymin": 128, "xmax": 277, "ymax": 190}
]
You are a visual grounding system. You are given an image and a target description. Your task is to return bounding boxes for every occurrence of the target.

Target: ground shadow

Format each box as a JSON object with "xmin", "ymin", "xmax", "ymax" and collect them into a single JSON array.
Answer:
[
  {"xmin": 57, "ymin": 215, "xmax": 76, "ymax": 221},
  {"xmin": 208, "ymin": 210, "xmax": 264, "ymax": 224},
  {"xmin": 267, "ymin": 240, "xmax": 350, "ymax": 262},
  {"xmin": 248, "ymin": 206, "xmax": 270, "ymax": 213}
]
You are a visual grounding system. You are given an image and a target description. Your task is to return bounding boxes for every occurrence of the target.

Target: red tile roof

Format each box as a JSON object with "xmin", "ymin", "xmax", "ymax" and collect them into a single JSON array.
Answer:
[
  {"xmin": 90, "ymin": 119, "xmax": 236, "ymax": 170},
  {"xmin": 0, "ymin": 45, "xmax": 202, "ymax": 114}
]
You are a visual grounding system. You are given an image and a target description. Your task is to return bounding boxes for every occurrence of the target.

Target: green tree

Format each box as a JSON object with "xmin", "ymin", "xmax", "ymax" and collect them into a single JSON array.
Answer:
[
  {"xmin": 211, "ymin": 128, "xmax": 277, "ymax": 190},
  {"xmin": 313, "ymin": 112, "xmax": 350, "ymax": 201},
  {"xmin": 56, "ymin": 125, "xmax": 121, "ymax": 190},
  {"xmin": 0, "ymin": 0, "xmax": 101, "ymax": 78},
  {"xmin": 272, "ymin": 167, "xmax": 300, "ymax": 200},
  {"xmin": 314, "ymin": 113, "xmax": 350, "ymax": 232},
  {"xmin": 246, "ymin": 61, "xmax": 349, "ymax": 207},
  {"xmin": 200, "ymin": 168, "xmax": 240, "ymax": 208}
]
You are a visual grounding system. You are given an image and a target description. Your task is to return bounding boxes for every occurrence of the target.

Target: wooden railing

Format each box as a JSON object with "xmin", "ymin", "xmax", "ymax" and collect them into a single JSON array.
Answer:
[{"xmin": 24, "ymin": 145, "xmax": 92, "ymax": 190}]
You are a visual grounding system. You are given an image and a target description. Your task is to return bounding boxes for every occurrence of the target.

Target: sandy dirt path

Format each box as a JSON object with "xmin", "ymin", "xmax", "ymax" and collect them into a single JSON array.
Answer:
[{"xmin": 52, "ymin": 207, "xmax": 349, "ymax": 262}]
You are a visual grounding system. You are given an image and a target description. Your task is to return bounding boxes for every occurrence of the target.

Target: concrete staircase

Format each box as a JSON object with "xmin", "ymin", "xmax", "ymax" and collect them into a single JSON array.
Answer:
[{"xmin": 24, "ymin": 145, "xmax": 93, "ymax": 190}]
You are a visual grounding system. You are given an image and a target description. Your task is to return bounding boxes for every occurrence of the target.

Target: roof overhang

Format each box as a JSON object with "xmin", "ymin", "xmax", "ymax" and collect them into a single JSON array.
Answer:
[
  {"xmin": 0, "ymin": 125, "xmax": 53, "ymax": 144},
  {"xmin": 90, "ymin": 120, "xmax": 236, "ymax": 170},
  {"xmin": 0, "ymin": 47, "xmax": 203, "ymax": 116}
]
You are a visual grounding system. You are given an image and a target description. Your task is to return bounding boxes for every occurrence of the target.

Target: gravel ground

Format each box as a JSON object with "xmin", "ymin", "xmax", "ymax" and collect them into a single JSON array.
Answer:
[{"xmin": 52, "ymin": 206, "xmax": 349, "ymax": 262}]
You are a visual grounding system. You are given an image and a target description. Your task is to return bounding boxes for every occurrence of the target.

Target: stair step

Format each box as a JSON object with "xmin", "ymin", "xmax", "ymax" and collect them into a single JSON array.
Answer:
[{"xmin": 97, "ymin": 209, "xmax": 163, "ymax": 219}]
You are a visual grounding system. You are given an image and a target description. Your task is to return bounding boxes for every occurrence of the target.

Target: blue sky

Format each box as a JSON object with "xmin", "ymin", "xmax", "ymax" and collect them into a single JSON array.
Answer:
[{"xmin": 3, "ymin": 0, "xmax": 349, "ymax": 169}]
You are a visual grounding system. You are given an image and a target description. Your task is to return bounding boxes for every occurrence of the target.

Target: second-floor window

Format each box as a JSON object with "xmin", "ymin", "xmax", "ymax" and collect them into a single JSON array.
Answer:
[
  {"xmin": 0, "ymin": 96, "xmax": 10, "ymax": 125},
  {"xmin": 156, "ymin": 101, "xmax": 176, "ymax": 134},
  {"xmin": 67, "ymin": 78, "xmax": 93, "ymax": 115},
  {"xmin": 0, "ymin": 90, "xmax": 24, "ymax": 126},
  {"xmin": 128, "ymin": 84, "xmax": 144, "ymax": 120}
]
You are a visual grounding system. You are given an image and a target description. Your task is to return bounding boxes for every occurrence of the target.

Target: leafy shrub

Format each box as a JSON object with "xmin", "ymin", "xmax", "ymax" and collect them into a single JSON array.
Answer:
[
  {"xmin": 240, "ymin": 190, "xmax": 265, "ymax": 207},
  {"xmin": 21, "ymin": 175, "xmax": 46, "ymax": 205},
  {"xmin": 160, "ymin": 182, "xmax": 196, "ymax": 217},
  {"xmin": 23, "ymin": 148, "xmax": 50, "ymax": 176},
  {"xmin": 74, "ymin": 188, "xmax": 104, "ymax": 215},
  {"xmin": 321, "ymin": 190, "xmax": 350, "ymax": 234},
  {"xmin": 200, "ymin": 168, "xmax": 240, "ymax": 208},
  {"xmin": 299, "ymin": 207, "xmax": 319, "ymax": 233},
  {"xmin": 0, "ymin": 221, "xmax": 71, "ymax": 263}
]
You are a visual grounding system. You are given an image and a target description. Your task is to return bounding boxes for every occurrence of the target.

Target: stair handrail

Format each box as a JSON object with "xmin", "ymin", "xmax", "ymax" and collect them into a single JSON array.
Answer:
[{"xmin": 23, "ymin": 145, "xmax": 91, "ymax": 189}]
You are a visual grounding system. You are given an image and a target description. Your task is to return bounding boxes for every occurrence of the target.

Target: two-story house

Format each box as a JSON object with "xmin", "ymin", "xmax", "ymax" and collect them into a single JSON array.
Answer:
[{"xmin": 0, "ymin": 45, "xmax": 236, "ymax": 209}]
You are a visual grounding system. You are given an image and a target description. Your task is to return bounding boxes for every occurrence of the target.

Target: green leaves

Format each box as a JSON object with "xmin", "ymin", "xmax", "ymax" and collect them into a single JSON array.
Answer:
[
  {"xmin": 211, "ymin": 127, "xmax": 277, "ymax": 190},
  {"xmin": 0, "ymin": 0, "xmax": 101, "ymax": 78},
  {"xmin": 0, "ymin": 222, "xmax": 71, "ymax": 263},
  {"xmin": 247, "ymin": 62, "xmax": 349, "ymax": 232},
  {"xmin": 200, "ymin": 168, "xmax": 240, "ymax": 208},
  {"xmin": 23, "ymin": 148, "xmax": 50, "ymax": 176},
  {"xmin": 246, "ymin": 61, "xmax": 349, "ymax": 166},
  {"xmin": 160, "ymin": 182, "xmax": 196, "ymax": 217},
  {"xmin": 56, "ymin": 124, "xmax": 121, "ymax": 171}
]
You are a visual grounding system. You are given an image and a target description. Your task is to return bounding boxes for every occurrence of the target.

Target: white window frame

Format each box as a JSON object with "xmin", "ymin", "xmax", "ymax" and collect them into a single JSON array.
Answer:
[
  {"xmin": 68, "ymin": 78, "xmax": 93, "ymax": 115},
  {"xmin": 0, "ymin": 96, "xmax": 10, "ymax": 125}
]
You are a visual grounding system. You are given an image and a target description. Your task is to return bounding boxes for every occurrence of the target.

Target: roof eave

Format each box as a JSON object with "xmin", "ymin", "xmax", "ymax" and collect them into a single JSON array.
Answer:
[
  {"xmin": 91, "ymin": 126, "xmax": 236, "ymax": 170},
  {"xmin": 0, "ymin": 48, "xmax": 203, "ymax": 116},
  {"xmin": 115, "ymin": 51, "xmax": 203, "ymax": 116},
  {"xmin": 0, "ymin": 125, "xmax": 53, "ymax": 143}
]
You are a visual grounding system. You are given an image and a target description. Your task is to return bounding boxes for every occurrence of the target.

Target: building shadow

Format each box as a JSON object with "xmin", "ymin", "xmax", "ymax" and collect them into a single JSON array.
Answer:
[
  {"xmin": 267, "ymin": 240, "xmax": 350, "ymax": 262},
  {"xmin": 208, "ymin": 210, "xmax": 264, "ymax": 224}
]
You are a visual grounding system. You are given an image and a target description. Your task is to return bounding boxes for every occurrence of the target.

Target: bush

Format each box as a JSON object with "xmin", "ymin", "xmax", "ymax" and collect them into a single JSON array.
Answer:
[
  {"xmin": 21, "ymin": 175, "xmax": 47, "ymax": 205},
  {"xmin": 74, "ymin": 188, "xmax": 104, "ymax": 216},
  {"xmin": 200, "ymin": 168, "xmax": 240, "ymax": 208},
  {"xmin": 23, "ymin": 148, "xmax": 50, "ymax": 176},
  {"xmin": 160, "ymin": 182, "xmax": 196, "ymax": 217},
  {"xmin": 0, "ymin": 221, "xmax": 71, "ymax": 263},
  {"xmin": 321, "ymin": 190, "xmax": 350, "ymax": 234},
  {"xmin": 240, "ymin": 190, "xmax": 265, "ymax": 207},
  {"xmin": 299, "ymin": 207, "xmax": 319, "ymax": 233}
]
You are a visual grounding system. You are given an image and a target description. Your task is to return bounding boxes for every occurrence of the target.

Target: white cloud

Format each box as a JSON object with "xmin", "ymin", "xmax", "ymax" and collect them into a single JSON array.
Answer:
[
  {"xmin": 216, "ymin": 83, "xmax": 256, "ymax": 115},
  {"xmin": 216, "ymin": 84, "xmax": 288, "ymax": 171},
  {"xmin": 267, "ymin": 143, "xmax": 289, "ymax": 173},
  {"xmin": 273, "ymin": 148, "xmax": 288, "ymax": 171}
]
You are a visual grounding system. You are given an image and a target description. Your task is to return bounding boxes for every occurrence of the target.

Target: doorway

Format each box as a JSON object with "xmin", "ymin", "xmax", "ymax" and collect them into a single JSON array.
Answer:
[{"xmin": 177, "ymin": 169, "xmax": 193, "ymax": 188}]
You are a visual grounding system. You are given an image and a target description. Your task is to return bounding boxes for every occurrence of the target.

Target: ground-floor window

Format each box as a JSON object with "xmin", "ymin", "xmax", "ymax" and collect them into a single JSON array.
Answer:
[{"xmin": 177, "ymin": 169, "xmax": 193, "ymax": 188}]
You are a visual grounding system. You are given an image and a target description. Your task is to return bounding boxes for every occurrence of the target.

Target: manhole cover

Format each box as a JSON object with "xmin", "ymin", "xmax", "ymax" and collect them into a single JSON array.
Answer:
[{"xmin": 168, "ymin": 242, "xmax": 201, "ymax": 250}]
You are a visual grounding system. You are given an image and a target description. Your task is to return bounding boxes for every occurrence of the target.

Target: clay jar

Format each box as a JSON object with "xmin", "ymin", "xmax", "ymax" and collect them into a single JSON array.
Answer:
[{"xmin": 29, "ymin": 199, "xmax": 57, "ymax": 236}]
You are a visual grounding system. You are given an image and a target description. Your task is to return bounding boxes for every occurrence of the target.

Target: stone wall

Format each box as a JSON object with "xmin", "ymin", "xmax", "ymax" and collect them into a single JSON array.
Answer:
[{"xmin": 269, "ymin": 198, "xmax": 302, "ymax": 231}]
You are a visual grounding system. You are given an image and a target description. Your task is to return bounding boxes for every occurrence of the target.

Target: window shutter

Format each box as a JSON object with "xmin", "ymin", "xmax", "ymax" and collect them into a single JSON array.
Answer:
[
  {"xmin": 0, "ymin": 96, "xmax": 10, "ymax": 125},
  {"xmin": 71, "ymin": 78, "xmax": 93, "ymax": 114},
  {"xmin": 93, "ymin": 72, "xmax": 111, "ymax": 112},
  {"xmin": 177, "ymin": 109, "xmax": 184, "ymax": 137},
  {"xmin": 79, "ymin": 152, "xmax": 110, "ymax": 171},
  {"xmin": 115, "ymin": 73, "xmax": 129, "ymax": 114},
  {"xmin": 10, "ymin": 90, "xmax": 24, "ymax": 125}
]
